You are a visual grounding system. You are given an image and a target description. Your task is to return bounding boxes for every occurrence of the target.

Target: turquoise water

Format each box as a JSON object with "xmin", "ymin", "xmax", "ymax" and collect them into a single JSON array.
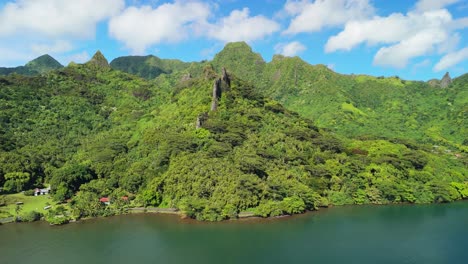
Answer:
[{"xmin": 0, "ymin": 202, "xmax": 467, "ymax": 264}]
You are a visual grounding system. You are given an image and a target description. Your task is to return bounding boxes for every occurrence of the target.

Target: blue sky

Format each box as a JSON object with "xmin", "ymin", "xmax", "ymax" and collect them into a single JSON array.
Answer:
[{"xmin": 0, "ymin": 0, "xmax": 467, "ymax": 81}]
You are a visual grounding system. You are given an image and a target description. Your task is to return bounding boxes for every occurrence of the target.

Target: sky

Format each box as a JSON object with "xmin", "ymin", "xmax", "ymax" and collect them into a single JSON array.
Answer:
[{"xmin": 0, "ymin": 0, "xmax": 467, "ymax": 81}]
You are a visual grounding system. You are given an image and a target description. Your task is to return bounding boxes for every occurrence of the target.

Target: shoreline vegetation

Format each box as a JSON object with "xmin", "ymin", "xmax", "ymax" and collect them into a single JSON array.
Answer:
[
  {"xmin": 1, "ymin": 42, "xmax": 467, "ymax": 225},
  {"xmin": 1, "ymin": 195, "xmax": 467, "ymax": 226}
]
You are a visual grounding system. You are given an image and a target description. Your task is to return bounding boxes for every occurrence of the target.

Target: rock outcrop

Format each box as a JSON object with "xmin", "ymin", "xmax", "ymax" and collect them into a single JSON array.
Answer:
[
  {"xmin": 196, "ymin": 68, "xmax": 231, "ymax": 128},
  {"xmin": 210, "ymin": 68, "xmax": 231, "ymax": 111},
  {"xmin": 196, "ymin": 112, "xmax": 208, "ymax": 129},
  {"xmin": 211, "ymin": 78, "xmax": 222, "ymax": 111},
  {"xmin": 440, "ymin": 72, "xmax": 452, "ymax": 88},
  {"xmin": 427, "ymin": 79, "xmax": 440, "ymax": 88},
  {"xmin": 427, "ymin": 72, "xmax": 453, "ymax": 88},
  {"xmin": 221, "ymin": 67, "xmax": 230, "ymax": 88},
  {"xmin": 181, "ymin": 73, "xmax": 192, "ymax": 82}
]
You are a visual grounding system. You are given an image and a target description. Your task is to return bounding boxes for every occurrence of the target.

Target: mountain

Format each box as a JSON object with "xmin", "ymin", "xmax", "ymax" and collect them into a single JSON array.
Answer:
[
  {"xmin": 0, "ymin": 51, "xmax": 466, "ymax": 222},
  {"xmin": 110, "ymin": 55, "xmax": 190, "ymax": 79},
  {"xmin": 110, "ymin": 43, "xmax": 466, "ymax": 151},
  {"xmin": 209, "ymin": 43, "xmax": 467, "ymax": 152},
  {"xmin": 211, "ymin": 42, "xmax": 266, "ymax": 83},
  {"xmin": 0, "ymin": 54, "xmax": 63, "ymax": 76}
]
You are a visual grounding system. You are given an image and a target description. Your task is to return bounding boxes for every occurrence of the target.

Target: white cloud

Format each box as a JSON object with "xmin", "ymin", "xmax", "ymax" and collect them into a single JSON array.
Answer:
[
  {"xmin": 434, "ymin": 47, "xmax": 468, "ymax": 71},
  {"xmin": 413, "ymin": 59, "xmax": 431, "ymax": 69},
  {"xmin": 30, "ymin": 40, "xmax": 73, "ymax": 55},
  {"xmin": 326, "ymin": 9, "xmax": 465, "ymax": 68},
  {"xmin": 0, "ymin": 0, "xmax": 124, "ymax": 38},
  {"xmin": 326, "ymin": 10, "xmax": 452, "ymax": 52},
  {"xmin": 275, "ymin": 41, "xmax": 306, "ymax": 56},
  {"xmin": 415, "ymin": 0, "xmax": 461, "ymax": 12},
  {"xmin": 373, "ymin": 29, "xmax": 447, "ymax": 68},
  {"xmin": 65, "ymin": 51, "xmax": 91, "ymax": 64},
  {"xmin": 284, "ymin": 0, "xmax": 374, "ymax": 34},
  {"xmin": 205, "ymin": 8, "xmax": 280, "ymax": 43},
  {"xmin": 109, "ymin": 2, "xmax": 210, "ymax": 54}
]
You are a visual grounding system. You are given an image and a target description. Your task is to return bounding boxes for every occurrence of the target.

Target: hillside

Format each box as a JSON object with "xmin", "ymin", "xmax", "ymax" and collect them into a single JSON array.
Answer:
[
  {"xmin": 107, "ymin": 42, "xmax": 466, "ymax": 151},
  {"xmin": 110, "ymin": 55, "xmax": 191, "ymax": 79},
  {"xmin": 0, "ymin": 51, "xmax": 466, "ymax": 222},
  {"xmin": 208, "ymin": 42, "xmax": 467, "ymax": 151},
  {"xmin": 0, "ymin": 55, "xmax": 63, "ymax": 76}
]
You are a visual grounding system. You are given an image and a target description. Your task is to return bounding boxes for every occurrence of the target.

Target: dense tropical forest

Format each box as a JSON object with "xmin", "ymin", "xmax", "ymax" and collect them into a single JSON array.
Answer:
[{"xmin": 0, "ymin": 43, "xmax": 466, "ymax": 223}]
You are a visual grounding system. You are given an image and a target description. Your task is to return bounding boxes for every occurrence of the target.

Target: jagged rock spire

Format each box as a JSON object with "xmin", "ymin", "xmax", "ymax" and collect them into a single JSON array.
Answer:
[
  {"xmin": 222, "ymin": 67, "xmax": 230, "ymax": 87},
  {"xmin": 211, "ymin": 78, "xmax": 222, "ymax": 111},
  {"xmin": 440, "ymin": 72, "xmax": 452, "ymax": 88},
  {"xmin": 210, "ymin": 68, "xmax": 231, "ymax": 111}
]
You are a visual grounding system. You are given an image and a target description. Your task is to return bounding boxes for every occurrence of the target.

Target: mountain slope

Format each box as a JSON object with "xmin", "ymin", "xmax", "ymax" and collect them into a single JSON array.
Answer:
[
  {"xmin": 0, "ymin": 52, "xmax": 466, "ymax": 221},
  {"xmin": 210, "ymin": 43, "xmax": 467, "ymax": 151},
  {"xmin": 0, "ymin": 55, "xmax": 63, "ymax": 76},
  {"xmin": 110, "ymin": 55, "xmax": 190, "ymax": 79}
]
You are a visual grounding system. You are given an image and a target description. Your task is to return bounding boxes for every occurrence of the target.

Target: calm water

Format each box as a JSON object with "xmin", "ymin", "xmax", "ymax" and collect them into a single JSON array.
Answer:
[{"xmin": 1, "ymin": 202, "xmax": 467, "ymax": 264}]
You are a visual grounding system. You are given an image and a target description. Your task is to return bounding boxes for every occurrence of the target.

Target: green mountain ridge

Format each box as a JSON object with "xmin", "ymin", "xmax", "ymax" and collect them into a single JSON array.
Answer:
[
  {"xmin": 207, "ymin": 42, "xmax": 467, "ymax": 152},
  {"xmin": 94, "ymin": 42, "xmax": 466, "ymax": 151},
  {"xmin": 110, "ymin": 55, "xmax": 191, "ymax": 79},
  {"xmin": 0, "ymin": 49, "xmax": 466, "ymax": 222},
  {"xmin": 0, "ymin": 54, "xmax": 63, "ymax": 76}
]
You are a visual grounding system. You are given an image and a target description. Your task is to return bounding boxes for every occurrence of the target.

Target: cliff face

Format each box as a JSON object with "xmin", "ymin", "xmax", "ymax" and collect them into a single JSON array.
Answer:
[
  {"xmin": 211, "ymin": 78, "xmax": 222, "ymax": 111},
  {"xmin": 211, "ymin": 68, "xmax": 231, "ymax": 111}
]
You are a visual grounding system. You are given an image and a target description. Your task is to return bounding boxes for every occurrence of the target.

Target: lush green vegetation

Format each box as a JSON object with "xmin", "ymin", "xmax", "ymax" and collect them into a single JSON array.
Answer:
[
  {"xmin": 208, "ymin": 42, "xmax": 467, "ymax": 152},
  {"xmin": 0, "ymin": 55, "xmax": 63, "ymax": 76},
  {"xmin": 0, "ymin": 47, "xmax": 466, "ymax": 222},
  {"xmin": 110, "ymin": 55, "xmax": 191, "ymax": 79}
]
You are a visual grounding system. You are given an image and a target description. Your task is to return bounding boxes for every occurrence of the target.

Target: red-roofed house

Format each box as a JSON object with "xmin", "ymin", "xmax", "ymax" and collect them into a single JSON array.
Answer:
[{"xmin": 99, "ymin": 197, "xmax": 110, "ymax": 205}]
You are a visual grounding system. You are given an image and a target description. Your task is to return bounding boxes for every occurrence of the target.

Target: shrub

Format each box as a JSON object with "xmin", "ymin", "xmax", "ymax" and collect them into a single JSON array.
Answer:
[
  {"xmin": 24, "ymin": 189, "xmax": 35, "ymax": 196},
  {"xmin": 19, "ymin": 210, "xmax": 42, "ymax": 222}
]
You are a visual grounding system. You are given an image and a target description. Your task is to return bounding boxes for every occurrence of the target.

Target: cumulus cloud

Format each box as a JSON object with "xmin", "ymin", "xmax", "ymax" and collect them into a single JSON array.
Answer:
[
  {"xmin": 325, "ymin": 9, "xmax": 466, "ymax": 68},
  {"xmin": 275, "ymin": 41, "xmax": 306, "ymax": 56},
  {"xmin": 0, "ymin": 0, "xmax": 124, "ymax": 38},
  {"xmin": 65, "ymin": 51, "xmax": 91, "ymax": 64},
  {"xmin": 283, "ymin": 0, "xmax": 374, "ymax": 34},
  {"xmin": 30, "ymin": 40, "xmax": 73, "ymax": 55},
  {"xmin": 205, "ymin": 8, "xmax": 280, "ymax": 43},
  {"xmin": 109, "ymin": 3, "xmax": 280, "ymax": 53},
  {"xmin": 373, "ymin": 29, "xmax": 447, "ymax": 68},
  {"xmin": 326, "ymin": 10, "xmax": 452, "ymax": 52},
  {"xmin": 415, "ymin": 0, "xmax": 461, "ymax": 12},
  {"xmin": 109, "ymin": 2, "xmax": 210, "ymax": 54},
  {"xmin": 434, "ymin": 47, "xmax": 468, "ymax": 71}
]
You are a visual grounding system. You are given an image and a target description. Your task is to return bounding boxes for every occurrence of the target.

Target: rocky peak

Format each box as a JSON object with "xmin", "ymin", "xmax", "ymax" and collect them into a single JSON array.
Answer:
[
  {"xmin": 212, "ymin": 42, "xmax": 266, "ymax": 79},
  {"xmin": 440, "ymin": 72, "xmax": 452, "ymax": 88},
  {"xmin": 87, "ymin": 51, "xmax": 110, "ymax": 69},
  {"xmin": 221, "ymin": 41, "xmax": 252, "ymax": 52}
]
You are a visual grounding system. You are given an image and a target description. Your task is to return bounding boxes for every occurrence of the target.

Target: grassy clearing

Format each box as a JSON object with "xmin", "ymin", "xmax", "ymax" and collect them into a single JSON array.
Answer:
[{"xmin": 0, "ymin": 193, "xmax": 54, "ymax": 218}]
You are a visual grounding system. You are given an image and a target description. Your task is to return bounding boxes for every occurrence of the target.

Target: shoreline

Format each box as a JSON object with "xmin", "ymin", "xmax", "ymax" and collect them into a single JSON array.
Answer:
[{"xmin": 1, "ymin": 199, "xmax": 467, "ymax": 227}]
